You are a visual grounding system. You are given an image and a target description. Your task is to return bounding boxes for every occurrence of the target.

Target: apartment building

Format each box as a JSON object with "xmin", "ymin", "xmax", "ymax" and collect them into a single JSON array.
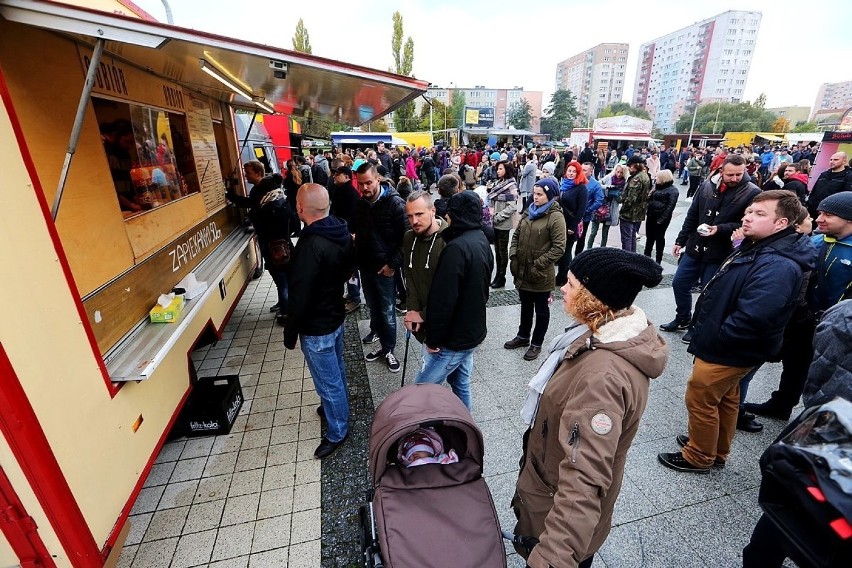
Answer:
[
  {"xmin": 811, "ymin": 80, "xmax": 852, "ymax": 120},
  {"xmin": 633, "ymin": 10, "xmax": 762, "ymax": 133},
  {"xmin": 413, "ymin": 86, "xmax": 544, "ymax": 132},
  {"xmin": 555, "ymin": 43, "xmax": 629, "ymax": 124}
]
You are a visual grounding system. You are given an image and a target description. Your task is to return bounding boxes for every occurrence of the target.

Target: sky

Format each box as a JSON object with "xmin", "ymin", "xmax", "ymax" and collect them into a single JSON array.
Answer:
[{"xmin": 133, "ymin": 0, "xmax": 850, "ymax": 113}]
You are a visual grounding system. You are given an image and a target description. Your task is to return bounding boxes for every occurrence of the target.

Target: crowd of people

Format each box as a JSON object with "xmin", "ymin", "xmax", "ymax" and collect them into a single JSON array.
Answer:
[{"xmin": 225, "ymin": 136, "xmax": 851, "ymax": 567}]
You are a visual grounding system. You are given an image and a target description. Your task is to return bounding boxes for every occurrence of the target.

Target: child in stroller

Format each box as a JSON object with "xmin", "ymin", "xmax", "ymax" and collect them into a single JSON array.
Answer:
[{"xmin": 359, "ymin": 383, "xmax": 507, "ymax": 568}]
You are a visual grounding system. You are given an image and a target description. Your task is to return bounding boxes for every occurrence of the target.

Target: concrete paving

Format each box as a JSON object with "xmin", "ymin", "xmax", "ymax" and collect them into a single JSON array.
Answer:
[{"xmin": 118, "ymin": 187, "xmax": 801, "ymax": 567}]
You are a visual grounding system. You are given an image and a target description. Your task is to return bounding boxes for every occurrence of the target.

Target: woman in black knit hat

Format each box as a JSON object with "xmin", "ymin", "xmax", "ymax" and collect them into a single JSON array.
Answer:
[{"xmin": 512, "ymin": 247, "xmax": 669, "ymax": 568}]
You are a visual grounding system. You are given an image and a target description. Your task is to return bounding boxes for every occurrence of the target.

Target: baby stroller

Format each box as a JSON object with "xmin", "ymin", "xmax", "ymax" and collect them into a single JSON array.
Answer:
[{"xmin": 359, "ymin": 383, "xmax": 507, "ymax": 568}]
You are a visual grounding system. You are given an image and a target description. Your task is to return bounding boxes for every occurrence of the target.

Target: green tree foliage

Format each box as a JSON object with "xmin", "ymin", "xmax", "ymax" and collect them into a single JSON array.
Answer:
[
  {"xmin": 506, "ymin": 98, "xmax": 533, "ymax": 130},
  {"xmin": 448, "ymin": 89, "xmax": 466, "ymax": 129},
  {"xmin": 674, "ymin": 101, "xmax": 777, "ymax": 134},
  {"xmin": 367, "ymin": 118, "xmax": 389, "ymax": 132},
  {"xmin": 597, "ymin": 102, "xmax": 651, "ymax": 120},
  {"xmin": 540, "ymin": 89, "xmax": 579, "ymax": 140},
  {"xmin": 792, "ymin": 121, "xmax": 821, "ymax": 133},
  {"xmin": 292, "ymin": 18, "xmax": 312, "ymax": 54},
  {"xmin": 390, "ymin": 12, "xmax": 416, "ymax": 131},
  {"xmin": 417, "ymin": 99, "xmax": 449, "ymax": 131},
  {"xmin": 753, "ymin": 93, "xmax": 767, "ymax": 109}
]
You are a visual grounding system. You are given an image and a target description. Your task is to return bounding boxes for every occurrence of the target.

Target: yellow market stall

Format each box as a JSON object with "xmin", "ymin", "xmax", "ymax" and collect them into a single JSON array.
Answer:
[{"xmin": 0, "ymin": 1, "xmax": 427, "ymax": 566}]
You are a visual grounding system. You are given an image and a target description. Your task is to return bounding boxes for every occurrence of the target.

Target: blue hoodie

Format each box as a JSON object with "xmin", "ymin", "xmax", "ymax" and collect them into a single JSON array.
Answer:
[{"xmin": 582, "ymin": 176, "xmax": 605, "ymax": 223}]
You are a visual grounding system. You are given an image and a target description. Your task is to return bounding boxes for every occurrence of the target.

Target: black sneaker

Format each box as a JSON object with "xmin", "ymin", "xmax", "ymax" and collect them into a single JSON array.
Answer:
[
  {"xmin": 362, "ymin": 331, "xmax": 379, "ymax": 345},
  {"xmin": 385, "ymin": 352, "xmax": 401, "ymax": 373},
  {"xmin": 658, "ymin": 451, "xmax": 711, "ymax": 474},
  {"xmin": 675, "ymin": 435, "xmax": 725, "ymax": 468},
  {"xmin": 737, "ymin": 412, "xmax": 764, "ymax": 433},
  {"xmin": 269, "ymin": 302, "xmax": 280, "ymax": 312},
  {"xmin": 681, "ymin": 330, "xmax": 693, "ymax": 344},
  {"xmin": 365, "ymin": 347, "xmax": 385, "ymax": 362},
  {"xmin": 660, "ymin": 318, "xmax": 690, "ymax": 332},
  {"xmin": 743, "ymin": 401, "xmax": 791, "ymax": 421}
]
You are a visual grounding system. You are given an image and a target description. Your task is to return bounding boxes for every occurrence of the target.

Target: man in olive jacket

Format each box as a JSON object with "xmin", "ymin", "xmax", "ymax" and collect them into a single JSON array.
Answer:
[{"xmin": 618, "ymin": 156, "xmax": 651, "ymax": 252}]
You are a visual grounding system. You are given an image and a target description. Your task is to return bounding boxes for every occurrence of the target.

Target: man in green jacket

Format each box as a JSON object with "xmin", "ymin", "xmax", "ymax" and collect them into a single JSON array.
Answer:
[
  {"xmin": 619, "ymin": 156, "xmax": 651, "ymax": 252},
  {"xmin": 402, "ymin": 190, "xmax": 448, "ymax": 344}
]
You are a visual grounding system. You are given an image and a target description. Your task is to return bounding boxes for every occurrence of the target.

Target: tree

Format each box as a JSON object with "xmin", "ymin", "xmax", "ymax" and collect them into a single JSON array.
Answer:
[
  {"xmin": 540, "ymin": 89, "xmax": 579, "ymax": 140},
  {"xmin": 506, "ymin": 98, "xmax": 533, "ymax": 130},
  {"xmin": 792, "ymin": 121, "xmax": 821, "ymax": 133},
  {"xmin": 417, "ymin": 99, "xmax": 449, "ymax": 131},
  {"xmin": 597, "ymin": 102, "xmax": 651, "ymax": 120},
  {"xmin": 771, "ymin": 116, "xmax": 791, "ymax": 133},
  {"xmin": 753, "ymin": 93, "xmax": 767, "ymax": 109},
  {"xmin": 367, "ymin": 118, "xmax": 389, "ymax": 132},
  {"xmin": 390, "ymin": 12, "xmax": 416, "ymax": 131},
  {"xmin": 291, "ymin": 18, "xmax": 312, "ymax": 54},
  {"xmin": 448, "ymin": 89, "xmax": 466, "ymax": 129},
  {"xmin": 674, "ymin": 101, "xmax": 777, "ymax": 134}
]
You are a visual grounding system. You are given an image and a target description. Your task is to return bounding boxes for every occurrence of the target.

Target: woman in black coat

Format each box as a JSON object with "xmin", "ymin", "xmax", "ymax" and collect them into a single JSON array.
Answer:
[
  {"xmin": 554, "ymin": 160, "xmax": 588, "ymax": 286},
  {"xmin": 644, "ymin": 169, "xmax": 679, "ymax": 264}
]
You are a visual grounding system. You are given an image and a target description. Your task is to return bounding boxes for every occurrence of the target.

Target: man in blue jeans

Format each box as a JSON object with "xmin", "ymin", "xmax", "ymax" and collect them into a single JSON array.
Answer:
[
  {"xmin": 418, "ymin": 192, "xmax": 494, "ymax": 409},
  {"xmin": 660, "ymin": 154, "xmax": 760, "ymax": 342},
  {"xmin": 354, "ymin": 163, "xmax": 409, "ymax": 372},
  {"xmin": 284, "ymin": 184, "xmax": 355, "ymax": 459}
]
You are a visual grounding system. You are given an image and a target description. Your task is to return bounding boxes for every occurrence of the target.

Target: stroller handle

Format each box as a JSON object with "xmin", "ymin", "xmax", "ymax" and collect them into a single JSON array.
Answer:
[{"xmin": 501, "ymin": 530, "xmax": 539, "ymax": 554}]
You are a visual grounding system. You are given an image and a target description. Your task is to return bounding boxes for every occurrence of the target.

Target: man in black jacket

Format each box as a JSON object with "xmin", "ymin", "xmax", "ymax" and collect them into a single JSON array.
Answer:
[
  {"xmin": 660, "ymin": 154, "xmax": 760, "ymax": 340},
  {"xmin": 354, "ymin": 162, "xmax": 409, "ymax": 372},
  {"xmin": 226, "ymin": 161, "xmax": 290, "ymax": 323},
  {"xmin": 420, "ymin": 191, "xmax": 494, "ymax": 409},
  {"xmin": 807, "ymin": 151, "xmax": 852, "ymax": 220},
  {"xmin": 284, "ymin": 184, "xmax": 355, "ymax": 459}
]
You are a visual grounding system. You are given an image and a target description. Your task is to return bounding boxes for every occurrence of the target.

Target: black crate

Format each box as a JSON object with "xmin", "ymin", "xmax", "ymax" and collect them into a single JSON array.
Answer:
[{"xmin": 177, "ymin": 375, "xmax": 243, "ymax": 437}]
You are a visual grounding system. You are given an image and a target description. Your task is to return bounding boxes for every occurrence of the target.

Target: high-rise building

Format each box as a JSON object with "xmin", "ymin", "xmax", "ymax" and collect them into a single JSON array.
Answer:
[
  {"xmin": 811, "ymin": 80, "xmax": 852, "ymax": 120},
  {"xmin": 555, "ymin": 43, "xmax": 629, "ymax": 124},
  {"xmin": 633, "ymin": 10, "xmax": 762, "ymax": 133},
  {"xmin": 412, "ymin": 86, "xmax": 543, "ymax": 132}
]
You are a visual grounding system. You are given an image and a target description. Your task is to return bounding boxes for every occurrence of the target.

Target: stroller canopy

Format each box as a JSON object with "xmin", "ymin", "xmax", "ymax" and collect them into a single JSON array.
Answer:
[{"xmin": 369, "ymin": 384, "xmax": 485, "ymax": 485}]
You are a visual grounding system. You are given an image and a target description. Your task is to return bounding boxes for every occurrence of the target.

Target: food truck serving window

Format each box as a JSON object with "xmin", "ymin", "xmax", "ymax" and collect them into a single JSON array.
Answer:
[{"xmin": 93, "ymin": 97, "xmax": 200, "ymax": 219}]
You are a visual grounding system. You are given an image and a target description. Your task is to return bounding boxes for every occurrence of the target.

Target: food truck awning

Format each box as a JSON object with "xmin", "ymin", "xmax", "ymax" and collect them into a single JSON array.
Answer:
[
  {"xmin": 754, "ymin": 133, "xmax": 787, "ymax": 142},
  {"xmin": 0, "ymin": 0, "xmax": 428, "ymax": 125},
  {"xmin": 592, "ymin": 133, "xmax": 654, "ymax": 142}
]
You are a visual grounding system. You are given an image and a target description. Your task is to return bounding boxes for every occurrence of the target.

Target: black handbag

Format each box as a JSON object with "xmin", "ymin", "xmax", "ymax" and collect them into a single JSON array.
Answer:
[{"xmin": 267, "ymin": 239, "xmax": 292, "ymax": 267}]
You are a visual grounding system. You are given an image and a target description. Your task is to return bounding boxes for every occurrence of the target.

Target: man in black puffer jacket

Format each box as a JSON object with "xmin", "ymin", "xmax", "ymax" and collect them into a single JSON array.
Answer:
[
  {"xmin": 284, "ymin": 184, "xmax": 355, "ymax": 459},
  {"xmin": 422, "ymin": 191, "xmax": 494, "ymax": 410},
  {"xmin": 660, "ymin": 154, "xmax": 760, "ymax": 336},
  {"xmin": 353, "ymin": 162, "xmax": 409, "ymax": 372}
]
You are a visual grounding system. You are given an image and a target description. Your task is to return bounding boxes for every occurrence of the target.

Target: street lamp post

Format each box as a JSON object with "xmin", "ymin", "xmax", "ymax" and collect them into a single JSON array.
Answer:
[{"xmin": 686, "ymin": 102, "xmax": 699, "ymax": 148}]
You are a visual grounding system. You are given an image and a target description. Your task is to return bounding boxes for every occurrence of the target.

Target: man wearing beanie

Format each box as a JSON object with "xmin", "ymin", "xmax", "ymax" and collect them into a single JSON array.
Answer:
[
  {"xmin": 659, "ymin": 191, "xmax": 816, "ymax": 474},
  {"xmin": 513, "ymin": 247, "xmax": 667, "ymax": 568},
  {"xmin": 419, "ymin": 191, "xmax": 493, "ymax": 409},
  {"xmin": 745, "ymin": 191, "xmax": 852, "ymax": 422}
]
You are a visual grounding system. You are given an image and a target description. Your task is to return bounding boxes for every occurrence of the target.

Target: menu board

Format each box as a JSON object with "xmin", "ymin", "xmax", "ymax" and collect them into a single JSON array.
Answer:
[{"xmin": 186, "ymin": 96, "xmax": 225, "ymax": 213}]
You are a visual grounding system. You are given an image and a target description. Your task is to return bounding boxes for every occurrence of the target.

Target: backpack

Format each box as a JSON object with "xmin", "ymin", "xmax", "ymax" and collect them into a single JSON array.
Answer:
[{"xmin": 480, "ymin": 199, "xmax": 495, "ymax": 243}]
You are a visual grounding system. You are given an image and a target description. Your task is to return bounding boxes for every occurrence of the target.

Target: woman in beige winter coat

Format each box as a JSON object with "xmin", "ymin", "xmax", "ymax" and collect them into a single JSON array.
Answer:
[
  {"xmin": 504, "ymin": 179, "xmax": 567, "ymax": 361},
  {"xmin": 512, "ymin": 247, "xmax": 668, "ymax": 568}
]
